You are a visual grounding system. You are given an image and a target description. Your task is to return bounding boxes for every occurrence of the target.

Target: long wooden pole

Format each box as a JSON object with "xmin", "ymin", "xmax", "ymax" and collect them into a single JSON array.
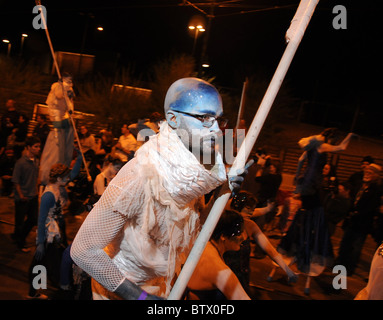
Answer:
[{"xmin": 168, "ymin": 0, "xmax": 320, "ymax": 300}]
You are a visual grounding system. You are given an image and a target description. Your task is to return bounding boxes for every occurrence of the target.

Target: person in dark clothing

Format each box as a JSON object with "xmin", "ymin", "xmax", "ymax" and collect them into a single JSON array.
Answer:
[
  {"xmin": 32, "ymin": 114, "xmax": 51, "ymax": 150},
  {"xmin": 1, "ymin": 99, "xmax": 20, "ymax": 152},
  {"xmin": 323, "ymin": 181, "xmax": 352, "ymax": 237},
  {"xmin": 254, "ymin": 158, "xmax": 282, "ymax": 230},
  {"xmin": 13, "ymin": 113, "xmax": 29, "ymax": 159},
  {"xmin": 336, "ymin": 164, "xmax": 382, "ymax": 275},
  {"xmin": 11, "ymin": 136, "xmax": 41, "ymax": 251},
  {"xmin": 347, "ymin": 155, "xmax": 374, "ymax": 201},
  {"xmin": 278, "ymin": 128, "xmax": 355, "ymax": 294},
  {"xmin": 0, "ymin": 148, "xmax": 16, "ymax": 196}
]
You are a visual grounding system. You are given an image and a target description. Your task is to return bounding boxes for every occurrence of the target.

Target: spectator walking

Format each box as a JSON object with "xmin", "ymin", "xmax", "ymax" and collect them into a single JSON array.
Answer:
[{"xmin": 11, "ymin": 136, "xmax": 41, "ymax": 252}]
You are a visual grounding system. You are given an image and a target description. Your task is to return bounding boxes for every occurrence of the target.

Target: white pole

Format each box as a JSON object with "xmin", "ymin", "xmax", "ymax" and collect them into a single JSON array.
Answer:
[
  {"xmin": 235, "ymin": 78, "xmax": 248, "ymax": 131},
  {"xmin": 168, "ymin": 0, "xmax": 320, "ymax": 300}
]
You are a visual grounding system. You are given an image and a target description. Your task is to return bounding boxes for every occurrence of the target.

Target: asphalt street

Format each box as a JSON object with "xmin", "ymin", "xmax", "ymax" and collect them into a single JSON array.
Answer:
[{"xmin": 0, "ymin": 194, "xmax": 377, "ymax": 301}]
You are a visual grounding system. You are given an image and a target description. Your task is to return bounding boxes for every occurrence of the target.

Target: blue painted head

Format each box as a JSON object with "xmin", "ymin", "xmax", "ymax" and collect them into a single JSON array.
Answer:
[{"xmin": 164, "ymin": 78, "xmax": 222, "ymax": 115}]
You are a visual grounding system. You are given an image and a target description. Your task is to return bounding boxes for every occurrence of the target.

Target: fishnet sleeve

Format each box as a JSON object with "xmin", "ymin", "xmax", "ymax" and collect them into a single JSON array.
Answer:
[{"xmin": 71, "ymin": 183, "xmax": 134, "ymax": 292}]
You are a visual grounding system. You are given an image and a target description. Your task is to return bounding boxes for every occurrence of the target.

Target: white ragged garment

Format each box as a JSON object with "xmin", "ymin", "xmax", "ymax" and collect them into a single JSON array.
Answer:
[{"xmin": 71, "ymin": 121, "xmax": 227, "ymax": 298}]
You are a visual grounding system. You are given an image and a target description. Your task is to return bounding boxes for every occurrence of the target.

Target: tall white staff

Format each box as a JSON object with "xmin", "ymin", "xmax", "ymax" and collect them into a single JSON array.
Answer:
[{"xmin": 168, "ymin": 0, "xmax": 320, "ymax": 300}]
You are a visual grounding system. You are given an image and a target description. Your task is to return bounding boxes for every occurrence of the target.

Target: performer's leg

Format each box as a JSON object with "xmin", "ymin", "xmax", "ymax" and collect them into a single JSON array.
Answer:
[
  {"xmin": 20, "ymin": 197, "xmax": 38, "ymax": 245},
  {"xmin": 13, "ymin": 200, "xmax": 26, "ymax": 248},
  {"xmin": 64, "ymin": 125, "xmax": 74, "ymax": 167}
]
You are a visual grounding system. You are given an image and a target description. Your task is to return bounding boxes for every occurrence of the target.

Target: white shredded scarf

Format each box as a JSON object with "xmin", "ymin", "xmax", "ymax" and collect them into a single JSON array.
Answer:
[{"xmin": 111, "ymin": 122, "xmax": 227, "ymax": 297}]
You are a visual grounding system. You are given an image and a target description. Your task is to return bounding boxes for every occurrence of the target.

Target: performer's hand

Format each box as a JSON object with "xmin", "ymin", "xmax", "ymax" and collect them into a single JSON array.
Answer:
[
  {"xmin": 114, "ymin": 278, "xmax": 165, "ymax": 300},
  {"xmin": 287, "ymin": 271, "xmax": 299, "ymax": 284},
  {"xmin": 35, "ymin": 243, "xmax": 45, "ymax": 261},
  {"xmin": 67, "ymin": 90, "xmax": 74, "ymax": 99},
  {"xmin": 228, "ymin": 159, "xmax": 254, "ymax": 194}
]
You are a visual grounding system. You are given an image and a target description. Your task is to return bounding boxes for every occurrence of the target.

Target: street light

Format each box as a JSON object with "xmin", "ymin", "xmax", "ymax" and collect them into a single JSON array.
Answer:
[
  {"xmin": 20, "ymin": 34, "xmax": 28, "ymax": 56},
  {"xmin": 97, "ymin": 26, "xmax": 104, "ymax": 31},
  {"xmin": 2, "ymin": 39, "xmax": 11, "ymax": 57},
  {"xmin": 189, "ymin": 24, "xmax": 205, "ymax": 56}
]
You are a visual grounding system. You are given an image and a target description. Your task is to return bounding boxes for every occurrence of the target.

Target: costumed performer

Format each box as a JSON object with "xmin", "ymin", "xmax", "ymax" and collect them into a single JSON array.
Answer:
[
  {"xmin": 71, "ymin": 77, "xmax": 251, "ymax": 300},
  {"xmin": 277, "ymin": 128, "xmax": 355, "ymax": 294},
  {"xmin": 39, "ymin": 73, "xmax": 75, "ymax": 186},
  {"xmin": 27, "ymin": 150, "xmax": 82, "ymax": 299}
]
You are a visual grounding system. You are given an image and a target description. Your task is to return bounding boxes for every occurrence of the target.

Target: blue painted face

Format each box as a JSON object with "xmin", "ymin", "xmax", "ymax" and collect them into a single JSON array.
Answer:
[
  {"xmin": 164, "ymin": 78, "xmax": 223, "ymax": 116},
  {"xmin": 164, "ymin": 78, "xmax": 224, "ymax": 159}
]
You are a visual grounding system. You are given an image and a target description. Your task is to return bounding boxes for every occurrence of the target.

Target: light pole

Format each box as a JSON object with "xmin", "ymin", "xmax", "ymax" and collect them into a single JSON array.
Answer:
[
  {"xmin": 188, "ymin": 24, "xmax": 205, "ymax": 56},
  {"xmin": 19, "ymin": 34, "xmax": 28, "ymax": 57},
  {"xmin": 2, "ymin": 39, "xmax": 11, "ymax": 57}
]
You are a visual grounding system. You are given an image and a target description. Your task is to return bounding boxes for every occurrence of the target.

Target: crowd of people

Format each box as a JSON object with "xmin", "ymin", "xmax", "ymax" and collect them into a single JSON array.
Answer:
[{"xmin": 0, "ymin": 76, "xmax": 382, "ymax": 301}]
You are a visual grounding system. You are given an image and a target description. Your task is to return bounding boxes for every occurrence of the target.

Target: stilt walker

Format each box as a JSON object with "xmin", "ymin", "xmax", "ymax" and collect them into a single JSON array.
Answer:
[
  {"xmin": 168, "ymin": 0, "xmax": 321, "ymax": 299},
  {"xmin": 35, "ymin": 1, "xmax": 91, "ymax": 186}
]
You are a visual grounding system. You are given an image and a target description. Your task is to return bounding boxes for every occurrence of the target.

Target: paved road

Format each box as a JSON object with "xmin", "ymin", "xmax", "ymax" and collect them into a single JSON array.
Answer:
[{"xmin": 0, "ymin": 195, "xmax": 377, "ymax": 301}]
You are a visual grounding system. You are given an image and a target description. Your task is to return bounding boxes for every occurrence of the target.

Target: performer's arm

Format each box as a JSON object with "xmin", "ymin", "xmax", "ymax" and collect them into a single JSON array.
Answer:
[
  {"xmin": 70, "ymin": 181, "xmax": 162, "ymax": 300},
  {"xmin": 249, "ymin": 201, "xmax": 274, "ymax": 218},
  {"xmin": 295, "ymin": 151, "xmax": 307, "ymax": 180},
  {"xmin": 244, "ymin": 218, "xmax": 298, "ymax": 282},
  {"xmin": 35, "ymin": 192, "xmax": 55, "ymax": 261},
  {"xmin": 319, "ymin": 133, "xmax": 354, "ymax": 153},
  {"xmin": 69, "ymin": 151, "xmax": 83, "ymax": 181},
  {"xmin": 214, "ymin": 258, "xmax": 250, "ymax": 300}
]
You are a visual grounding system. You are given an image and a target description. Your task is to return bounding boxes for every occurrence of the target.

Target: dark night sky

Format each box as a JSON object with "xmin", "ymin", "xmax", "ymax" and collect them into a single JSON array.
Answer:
[{"xmin": 0, "ymin": 0, "xmax": 382, "ymax": 135}]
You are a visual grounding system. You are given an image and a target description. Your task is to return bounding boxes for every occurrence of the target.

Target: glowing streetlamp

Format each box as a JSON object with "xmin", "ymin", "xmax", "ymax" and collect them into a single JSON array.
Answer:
[
  {"xmin": 2, "ymin": 39, "xmax": 11, "ymax": 57},
  {"xmin": 20, "ymin": 34, "xmax": 28, "ymax": 56},
  {"xmin": 97, "ymin": 26, "xmax": 104, "ymax": 31},
  {"xmin": 189, "ymin": 24, "xmax": 205, "ymax": 56}
]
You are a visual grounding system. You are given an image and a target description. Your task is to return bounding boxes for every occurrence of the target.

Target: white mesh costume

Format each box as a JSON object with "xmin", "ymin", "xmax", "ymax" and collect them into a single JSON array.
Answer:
[{"xmin": 71, "ymin": 122, "xmax": 226, "ymax": 298}]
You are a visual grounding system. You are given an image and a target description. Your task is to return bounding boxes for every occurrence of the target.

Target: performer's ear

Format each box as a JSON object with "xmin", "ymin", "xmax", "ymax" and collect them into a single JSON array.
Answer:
[{"xmin": 166, "ymin": 111, "xmax": 180, "ymax": 129}]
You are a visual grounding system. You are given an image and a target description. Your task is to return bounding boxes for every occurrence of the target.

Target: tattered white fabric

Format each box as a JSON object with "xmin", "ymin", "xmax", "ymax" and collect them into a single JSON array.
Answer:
[{"xmin": 71, "ymin": 121, "xmax": 226, "ymax": 298}]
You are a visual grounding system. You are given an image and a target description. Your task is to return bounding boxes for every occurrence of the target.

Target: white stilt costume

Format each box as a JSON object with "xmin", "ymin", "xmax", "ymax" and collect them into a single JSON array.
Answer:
[{"xmin": 39, "ymin": 76, "xmax": 74, "ymax": 186}]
